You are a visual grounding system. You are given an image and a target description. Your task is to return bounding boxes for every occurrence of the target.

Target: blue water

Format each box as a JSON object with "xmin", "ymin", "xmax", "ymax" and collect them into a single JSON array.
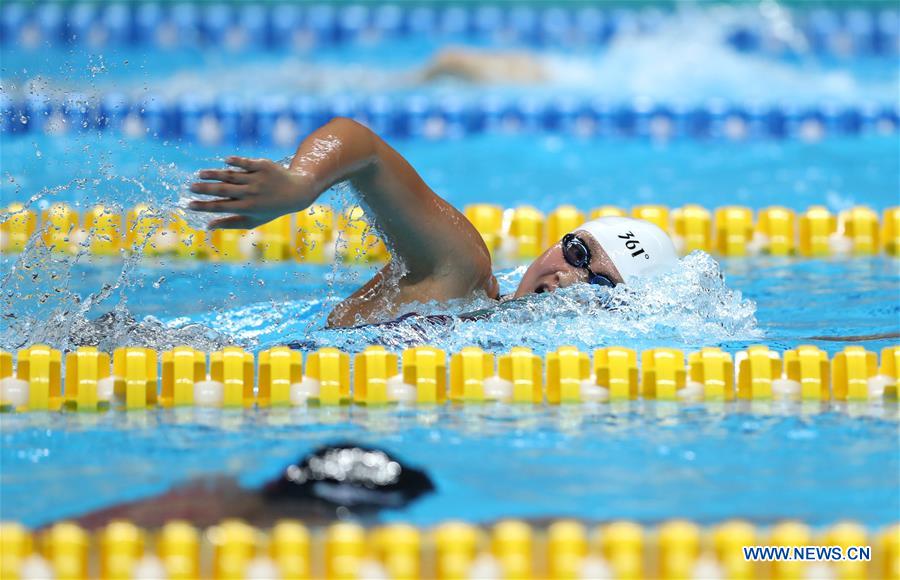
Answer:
[
  {"xmin": 3, "ymin": 252, "xmax": 898, "ymax": 357},
  {"xmin": 1, "ymin": 406, "xmax": 898, "ymax": 528},
  {"xmin": 2, "ymin": 131, "xmax": 898, "ymax": 357},
  {"xmin": 2, "ymin": 4, "xmax": 899, "ymax": 531},
  {"xmin": 2, "ymin": 132, "xmax": 898, "ymax": 214},
  {"xmin": 3, "ymin": 7, "xmax": 898, "ymax": 105}
]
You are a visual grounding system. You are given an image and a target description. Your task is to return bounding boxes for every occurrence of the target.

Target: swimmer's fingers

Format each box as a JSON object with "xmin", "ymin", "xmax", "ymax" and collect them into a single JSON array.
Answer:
[
  {"xmin": 187, "ymin": 198, "xmax": 249, "ymax": 213},
  {"xmin": 189, "ymin": 181, "xmax": 249, "ymax": 197},
  {"xmin": 225, "ymin": 156, "xmax": 270, "ymax": 172},
  {"xmin": 207, "ymin": 215, "xmax": 251, "ymax": 230},
  {"xmin": 197, "ymin": 169, "xmax": 252, "ymax": 185}
]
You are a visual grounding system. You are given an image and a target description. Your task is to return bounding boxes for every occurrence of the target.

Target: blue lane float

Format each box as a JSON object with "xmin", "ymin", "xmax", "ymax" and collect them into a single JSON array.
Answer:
[
  {"xmin": 1, "ymin": 94, "xmax": 898, "ymax": 144},
  {"xmin": 2, "ymin": 3, "xmax": 897, "ymax": 58},
  {"xmin": 727, "ymin": 8, "xmax": 900, "ymax": 57}
]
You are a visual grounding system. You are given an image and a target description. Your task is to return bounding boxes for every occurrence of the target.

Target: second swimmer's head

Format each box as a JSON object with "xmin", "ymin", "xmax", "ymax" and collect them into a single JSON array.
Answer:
[{"xmin": 514, "ymin": 217, "xmax": 679, "ymax": 298}]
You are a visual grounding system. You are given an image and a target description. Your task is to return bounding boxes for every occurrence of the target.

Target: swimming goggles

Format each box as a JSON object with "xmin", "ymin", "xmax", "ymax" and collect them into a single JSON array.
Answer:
[{"xmin": 561, "ymin": 233, "xmax": 615, "ymax": 288}]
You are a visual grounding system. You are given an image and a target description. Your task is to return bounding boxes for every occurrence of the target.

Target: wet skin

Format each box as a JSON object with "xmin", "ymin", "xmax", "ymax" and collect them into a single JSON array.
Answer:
[
  {"xmin": 513, "ymin": 229, "xmax": 624, "ymax": 298},
  {"xmin": 189, "ymin": 118, "xmax": 620, "ymax": 328},
  {"xmin": 67, "ymin": 444, "xmax": 435, "ymax": 531}
]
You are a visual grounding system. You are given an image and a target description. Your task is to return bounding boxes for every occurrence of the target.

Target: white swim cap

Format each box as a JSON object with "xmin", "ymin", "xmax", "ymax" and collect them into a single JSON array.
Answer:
[{"xmin": 575, "ymin": 217, "xmax": 679, "ymax": 282}]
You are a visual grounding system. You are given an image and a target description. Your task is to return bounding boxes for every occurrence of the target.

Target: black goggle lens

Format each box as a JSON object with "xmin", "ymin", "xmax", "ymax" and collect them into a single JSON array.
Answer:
[
  {"xmin": 562, "ymin": 233, "xmax": 615, "ymax": 288},
  {"xmin": 562, "ymin": 234, "xmax": 590, "ymax": 268}
]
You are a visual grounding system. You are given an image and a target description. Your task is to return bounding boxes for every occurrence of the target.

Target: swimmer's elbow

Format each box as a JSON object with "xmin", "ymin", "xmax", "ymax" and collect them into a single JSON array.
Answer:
[
  {"xmin": 326, "ymin": 116, "xmax": 367, "ymax": 134},
  {"xmin": 321, "ymin": 116, "xmax": 380, "ymax": 169},
  {"xmin": 325, "ymin": 117, "xmax": 378, "ymax": 149}
]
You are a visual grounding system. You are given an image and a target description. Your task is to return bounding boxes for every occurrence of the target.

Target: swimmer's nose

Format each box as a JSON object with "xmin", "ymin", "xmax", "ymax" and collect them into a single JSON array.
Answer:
[
  {"xmin": 537, "ymin": 271, "xmax": 584, "ymax": 294},
  {"xmin": 535, "ymin": 278, "xmax": 557, "ymax": 294}
]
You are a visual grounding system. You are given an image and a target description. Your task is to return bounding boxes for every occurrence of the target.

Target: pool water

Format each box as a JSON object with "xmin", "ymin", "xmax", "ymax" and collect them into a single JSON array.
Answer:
[
  {"xmin": 3, "ymin": 250, "xmax": 899, "ymax": 357},
  {"xmin": 1, "ymin": 3, "xmax": 899, "ymax": 534},
  {"xmin": 2, "ymin": 132, "xmax": 898, "ymax": 357},
  {"xmin": 1, "ymin": 133, "xmax": 897, "ymax": 531},
  {"xmin": 4, "ymin": 6, "xmax": 898, "ymax": 104},
  {"xmin": 2, "ymin": 405, "xmax": 898, "ymax": 529},
  {"xmin": 2, "ymin": 132, "xmax": 898, "ymax": 213}
]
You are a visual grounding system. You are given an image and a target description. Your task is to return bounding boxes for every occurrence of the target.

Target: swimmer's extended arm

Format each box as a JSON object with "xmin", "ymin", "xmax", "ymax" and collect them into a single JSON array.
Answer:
[
  {"xmin": 189, "ymin": 117, "xmax": 494, "ymax": 294},
  {"xmin": 419, "ymin": 47, "xmax": 546, "ymax": 84}
]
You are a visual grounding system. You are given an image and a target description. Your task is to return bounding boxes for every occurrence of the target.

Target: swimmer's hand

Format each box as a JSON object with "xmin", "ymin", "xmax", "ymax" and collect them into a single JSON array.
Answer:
[{"xmin": 188, "ymin": 156, "xmax": 315, "ymax": 229}]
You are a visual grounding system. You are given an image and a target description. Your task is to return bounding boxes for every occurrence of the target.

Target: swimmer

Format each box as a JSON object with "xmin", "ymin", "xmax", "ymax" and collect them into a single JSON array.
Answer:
[
  {"xmin": 189, "ymin": 117, "xmax": 679, "ymax": 328},
  {"xmin": 419, "ymin": 46, "xmax": 547, "ymax": 84},
  {"xmin": 70, "ymin": 443, "xmax": 434, "ymax": 530}
]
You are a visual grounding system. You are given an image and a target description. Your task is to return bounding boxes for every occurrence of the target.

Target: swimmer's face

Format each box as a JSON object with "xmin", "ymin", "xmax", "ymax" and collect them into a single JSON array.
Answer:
[{"xmin": 513, "ymin": 230, "xmax": 624, "ymax": 298}]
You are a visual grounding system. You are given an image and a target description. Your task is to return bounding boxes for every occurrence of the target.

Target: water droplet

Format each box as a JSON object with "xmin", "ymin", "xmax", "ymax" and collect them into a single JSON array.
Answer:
[{"xmin": 152, "ymin": 276, "xmax": 166, "ymax": 289}]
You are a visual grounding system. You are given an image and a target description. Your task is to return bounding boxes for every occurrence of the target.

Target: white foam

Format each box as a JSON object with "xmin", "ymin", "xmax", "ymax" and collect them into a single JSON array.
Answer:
[{"xmin": 548, "ymin": 7, "xmax": 898, "ymax": 105}]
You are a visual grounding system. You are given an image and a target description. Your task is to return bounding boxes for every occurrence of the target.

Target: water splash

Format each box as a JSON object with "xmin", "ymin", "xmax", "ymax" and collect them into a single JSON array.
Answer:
[
  {"xmin": 0, "ymin": 155, "xmax": 230, "ymax": 353},
  {"xmin": 367, "ymin": 251, "xmax": 761, "ymax": 353},
  {"xmin": 545, "ymin": 6, "xmax": 896, "ymax": 106},
  {"xmin": 0, "ymin": 199, "xmax": 233, "ymax": 353},
  {"xmin": 3, "ymin": 172, "xmax": 757, "ymax": 355},
  {"xmin": 0, "ymin": 150, "xmax": 384, "ymax": 354},
  {"xmin": 178, "ymin": 251, "xmax": 759, "ymax": 354}
]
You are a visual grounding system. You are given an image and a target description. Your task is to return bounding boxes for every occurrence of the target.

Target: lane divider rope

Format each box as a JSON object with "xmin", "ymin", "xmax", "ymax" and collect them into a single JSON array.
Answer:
[
  {"xmin": 1, "ymin": 518, "xmax": 897, "ymax": 580},
  {"xmin": 2, "ymin": 95, "xmax": 898, "ymax": 143},
  {"xmin": 1, "ymin": 344, "xmax": 897, "ymax": 411},
  {"xmin": 2, "ymin": 203, "xmax": 899, "ymax": 262},
  {"xmin": 2, "ymin": 2, "xmax": 897, "ymax": 58}
]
